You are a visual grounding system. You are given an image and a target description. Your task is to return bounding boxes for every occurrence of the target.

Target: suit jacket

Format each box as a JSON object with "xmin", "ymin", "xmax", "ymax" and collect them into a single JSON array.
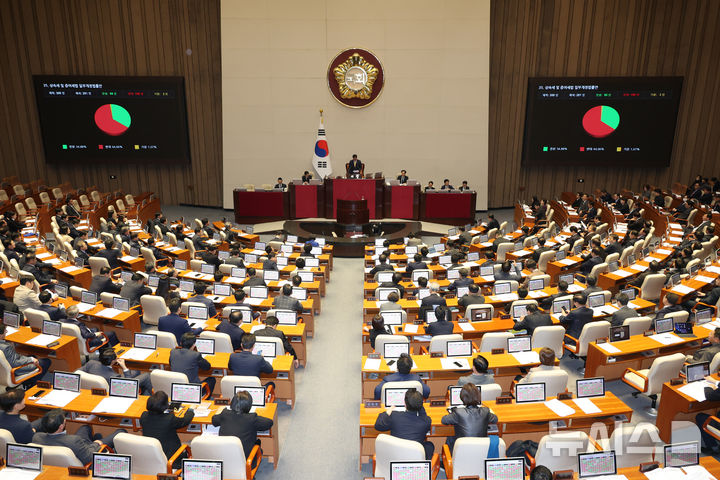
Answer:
[
  {"xmin": 579, "ymin": 256, "xmax": 603, "ymax": 275},
  {"xmin": 690, "ymin": 343, "xmax": 720, "ymax": 363},
  {"xmin": 494, "ymin": 271, "xmax": 522, "ymax": 282},
  {"xmin": 441, "ymin": 405, "xmax": 497, "ymax": 439},
  {"xmin": 348, "ymin": 159, "xmax": 363, "ymax": 173},
  {"xmin": 532, "ymin": 246, "xmax": 551, "ymax": 263},
  {"xmin": 379, "ymin": 281, "xmax": 405, "ymax": 299},
  {"xmin": 604, "ymin": 242, "xmax": 623, "ymax": 256},
  {"xmin": 610, "ymin": 306, "xmax": 639, "ymax": 327},
  {"xmin": 420, "ymin": 294, "xmax": 446, "ymax": 308},
  {"xmin": 140, "ymin": 410, "xmax": 194, "ymax": 463},
  {"xmin": 458, "ymin": 293, "xmax": 485, "ymax": 308},
  {"xmin": 406, "ymin": 261, "xmax": 427, "ymax": 273},
  {"xmin": 426, "ymin": 320, "xmax": 454, "ymax": 336},
  {"xmin": 211, "ymin": 409, "xmax": 274, "ymax": 457},
  {"xmin": 38, "ymin": 304, "xmax": 65, "ymax": 321},
  {"xmin": 560, "ymin": 306, "xmax": 594, "ymax": 340},
  {"xmin": 272, "ymin": 294, "xmax": 302, "ymax": 313},
  {"xmin": 22, "ymin": 263, "xmax": 52, "ymax": 285},
  {"xmin": 655, "ymin": 304, "xmax": 684, "ymax": 319},
  {"xmin": 169, "ymin": 349, "xmax": 211, "ymax": 384},
  {"xmin": 486, "ymin": 219, "xmax": 500, "ymax": 231},
  {"xmin": 262, "ymin": 259, "xmax": 278, "ymax": 271},
  {"xmin": 214, "ymin": 321, "xmax": 244, "ymax": 351},
  {"xmin": 374, "ymin": 409, "xmax": 431, "ymax": 445},
  {"xmin": 700, "ymin": 287, "xmax": 720, "ymax": 308},
  {"xmin": 0, "ymin": 340, "xmax": 36, "ymax": 375},
  {"xmin": 159, "ymin": 313, "xmax": 202, "ymax": 344},
  {"xmin": 369, "ymin": 263, "xmax": 394, "ymax": 276},
  {"xmin": 12, "ymin": 285, "xmax": 41, "ymax": 312},
  {"xmin": 0, "ymin": 412, "xmax": 34, "ymax": 443},
  {"xmin": 449, "ymin": 278, "xmax": 474, "ymax": 291},
  {"xmin": 224, "ymin": 257, "xmax": 245, "ymax": 267},
  {"xmin": 253, "ymin": 326, "xmax": 296, "ymax": 358},
  {"xmin": 374, "ymin": 373, "xmax": 430, "ymax": 399},
  {"xmin": 119, "ymin": 282, "xmax": 151, "ymax": 307},
  {"xmin": 228, "ymin": 351, "xmax": 273, "ymax": 377},
  {"xmin": 458, "ymin": 372, "xmax": 495, "ymax": 386},
  {"xmin": 32, "ymin": 431, "xmax": 100, "ymax": 465},
  {"xmin": 89, "ymin": 275, "xmax": 121, "ymax": 295},
  {"xmin": 243, "ymin": 277, "xmax": 266, "ymax": 288},
  {"xmin": 79, "ymin": 359, "xmax": 145, "ymax": 383},
  {"xmin": 513, "ymin": 312, "xmax": 552, "ymax": 335},
  {"xmin": 97, "ymin": 248, "xmax": 121, "ymax": 269},
  {"xmin": 187, "ymin": 294, "xmax": 217, "ymax": 317},
  {"xmin": 396, "ymin": 175, "xmax": 409, "ymax": 184}
]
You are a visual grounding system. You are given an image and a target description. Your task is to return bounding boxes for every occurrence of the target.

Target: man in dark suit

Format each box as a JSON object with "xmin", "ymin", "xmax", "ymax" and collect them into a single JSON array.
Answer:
[
  {"xmin": 217, "ymin": 311, "xmax": 246, "ymax": 351},
  {"xmin": 654, "ymin": 292, "xmax": 684, "ymax": 319},
  {"xmin": 227, "ymin": 290, "xmax": 260, "ymax": 320},
  {"xmin": 80, "ymin": 348, "xmax": 151, "ymax": 393},
  {"xmin": 458, "ymin": 283, "xmax": 485, "ymax": 308},
  {"xmin": 199, "ymin": 245, "xmax": 222, "ymax": 269},
  {"xmin": 253, "ymin": 315, "xmax": 298, "ymax": 368},
  {"xmin": 687, "ymin": 328, "xmax": 720, "ymax": 363},
  {"xmin": 610, "ymin": 293, "xmax": 639, "ymax": 327},
  {"xmin": 693, "ymin": 276, "xmax": 720, "ymax": 309},
  {"xmin": 272, "ymin": 284, "xmax": 303, "ymax": 313},
  {"xmin": 697, "ymin": 380, "xmax": 720, "ymax": 453},
  {"xmin": 242, "ymin": 267, "xmax": 266, "ymax": 288},
  {"xmin": 374, "ymin": 353, "xmax": 430, "ymax": 399},
  {"xmin": 579, "ymin": 248, "xmax": 603, "ymax": 275},
  {"xmin": 531, "ymin": 238, "xmax": 551, "ymax": 263},
  {"xmin": 61, "ymin": 305, "xmax": 119, "ymax": 347},
  {"xmin": 228, "ymin": 334, "xmax": 274, "ymax": 377},
  {"xmin": 347, "ymin": 154, "xmax": 363, "ymax": 177},
  {"xmin": 485, "ymin": 214, "xmax": 500, "ymax": 232},
  {"xmin": 374, "ymin": 389, "xmax": 433, "ymax": 460},
  {"xmin": 581, "ymin": 275, "xmax": 602, "ymax": 297},
  {"xmin": 38, "ymin": 290, "xmax": 65, "ymax": 320},
  {"xmin": 694, "ymin": 213, "xmax": 716, "ymax": 238},
  {"xmin": 540, "ymin": 281, "xmax": 570, "ymax": 310},
  {"xmin": 448, "ymin": 268, "xmax": 474, "ymax": 292},
  {"xmin": 426, "ymin": 305, "xmax": 454, "ymax": 336},
  {"xmin": 224, "ymin": 249, "xmax": 245, "ymax": 268},
  {"xmin": 262, "ymin": 251, "xmax": 278, "ymax": 271},
  {"xmin": 169, "ymin": 333, "xmax": 216, "ymax": 394},
  {"xmin": 458, "ymin": 226, "xmax": 473, "ymax": 245},
  {"xmin": 396, "ymin": 170, "xmax": 409, "ymax": 184},
  {"xmin": 21, "ymin": 253, "xmax": 54, "ymax": 285},
  {"xmin": 495, "ymin": 261, "xmax": 522, "ymax": 282},
  {"xmin": 379, "ymin": 272, "xmax": 406, "ymax": 299},
  {"xmin": 0, "ymin": 325, "xmax": 50, "ymax": 388},
  {"xmin": 119, "ymin": 272, "xmax": 152, "ymax": 307},
  {"xmin": 370, "ymin": 254, "xmax": 394, "ymax": 277},
  {"xmin": 33, "ymin": 410, "xmax": 125, "ymax": 464},
  {"xmin": 97, "ymin": 239, "xmax": 121, "ymax": 269},
  {"xmin": 406, "ymin": 254, "xmax": 428, "ymax": 274},
  {"xmin": 89, "ymin": 267, "xmax": 122, "ymax": 294},
  {"xmin": 559, "ymin": 294, "xmax": 594, "ymax": 343},
  {"xmin": 513, "ymin": 304, "xmax": 552, "ymax": 335},
  {"xmin": 440, "ymin": 179, "xmax": 454, "ymax": 190},
  {"xmin": 159, "ymin": 298, "xmax": 202, "ymax": 344},
  {"xmin": 420, "ymin": 283, "xmax": 447, "ymax": 309},
  {"xmin": 187, "ymin": 282, "xmax": 217, "ymax": 317},
  {"xmin": 274, "ymin": 177, "xmax": 287, "ymax": 189},
  {"xmin": 604, "ymin": 234, "xmax": 623, "ymax": 257}
]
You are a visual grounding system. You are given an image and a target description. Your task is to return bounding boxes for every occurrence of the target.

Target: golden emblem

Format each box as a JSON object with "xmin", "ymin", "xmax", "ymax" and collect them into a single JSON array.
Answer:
[{"xmin": 333, "ymin": 53, "xmax": 379, "ymax": 100}]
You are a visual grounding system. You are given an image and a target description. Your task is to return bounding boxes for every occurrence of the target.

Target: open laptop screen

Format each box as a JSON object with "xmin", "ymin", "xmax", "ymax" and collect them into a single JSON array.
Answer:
[
  {"xmin": 134, "ymin": 332, "xmax": 157, "ymax": 350},
  {"xmin": 383, "ymin": 342, "xmax": 410, "ymax": 359},
  {"xmin": 380, "ymin": 311, "xmax": 403, "ymax": 326},
  {"xmin": 578, "ymin": 451, "xmax": 617, "ymax": 478},
  {"xmin": 182, "ymin": 460, "xmax": 223, "ymax": 480},
  {"xmin": 92, "ymin": 453, "xmax": 131, "ymax": 480},
  {"xmin": 485, "ymin": 458, "xmax": 525, "ymax": 480},
  {"xmin": 390, "ymin": 461, "xmax": 431, "ymax": 480},
  {"xmin": 6, "ymin": 443, "xmax": 42, "ymax": 471},
  {"xmin": 686, "ymin": 362, "xmax": 709, "ymax": 383},
  {"xmin": 109, "ymin": 378, "xmax": 139, "ymax": 399}
]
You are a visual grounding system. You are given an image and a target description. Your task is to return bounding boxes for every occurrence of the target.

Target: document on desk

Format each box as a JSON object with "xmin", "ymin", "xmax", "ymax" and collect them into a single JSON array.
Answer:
[
  {"xmin": 189, "ymin": 320, "xmax": 208, "ymax": 329},
  {"xmin": 595, "ymin": 342, "xmax": 621, "ymax": 354},
  {"xmin": 645, "ymin": 467, "xmax": 687, "ymax": 480},
  {"xmin": 613, "ymin": 269, "xmax": 634, "ymax": 278},
  {"xmin": 245, "ymin": 298, "xmax": 264, "ymax": 306},
  {"xmin": 567, "ymin": 284, "xmax": 584, "ymax": 293},
  {"xmin": 92, "ymin": 396, "xmax": 136, "ymax": 414},
  {"xmin": 402, "ymin": 324, "xmax": 419, "ymax": 333},
  {"xmin": 45, "ymin": 258, "xmax": 61, "ymax": 265},
  {"xmin": 441, "ymin": 358, "xmax": 469, "ymax": 370},
  {"xmin": 457, "ymin": 322, "xmax": 474, "ymax": 332},
  {"xmin": 76, "ymin": 303, "xmax": 96, "ymax": 313},
  {"xmin": 364, "ymin": 358, "xmax": 382, "ymax": 370},
  {"xmin": 650, "ymin": 333, "xmax": 684, "ymax": 346},
  {"xmin": 96, "ymin": 308, "xmax": 123, "ymax": 318},
  {"xmin": 0, "ymin": 468, "xmax": 42, "ymax": 480},
  {"xmin": 682, "ymin": 465, "xmax": 717, "ymax": 480},
  {"xmin": 528, "ymin": 291, "xmax": 545, "ymax": 299},
  {"xmin": 707, "ymin": 266, "xmax": 720, "ymax": 275},
  {"xmin": 36, "ymin": 389, "xmax": 81, "ymax": 407},
  {"xmin": 630, "ymin": 264, "xmax": 649, "ymax": 272},
  {"xmin": 572, "ymin": 397, "xmax": 601, "ymax": 414},
  {"xmin": 668, "ymin": 236, "xmax": 683, "ymax": 242},
  {"xmin": 26, "ymin": 334, "xmax": 59, "ymax": 347},
  {"xmin": 511, "ymin": 351, "xmax": 540, "ymax": 364},
  {"xmin": 544, "ymin": 398, "xmax": 575, "ymax": 417},
  {"xmin": 513, "ymin": 250, "xmax": 532, "ymax": 257},
  {"xmin": 481, "ymin": 275, "xmax": 495, "ymax": 282},
  {"xmin": 671, "ymin": 284, "xmax": 695, "ymax": 295},
  {"xmin": 5, "ymin": 326, "xmax": 17, "ymax": 336},
  {"xmin": 656, "ymin": 248, "xmax": 674, "ymax": 255},
  {"xmin": 36, "ymin": 252, "xmax": 53, "ymax": 260},
  {"xmin": 0, "ymin": 277, "xmax": 14, "ymax": 284},
  {"xmin": 120, "ymin": 255, "xmax": 136, "ymax": 262},
  {"xmin": 59, "ymin": 266, "xmax": 82, "ymax": 274},
  {"xmin": 120, "ymin": 347, "xmax": 154, "ymax": 361},
  {"xmin": 695, "ymin": 275, "xmax": 715, "ymax": 284},
  {"xmin": 702, "ymin": 320, "xmax": 720, "ymax": 331},
  {"xmin": 202, "ymin": 424, "xmax": 220, "ymax": 436},
  {"xmin": 558, "ymin": 259, "xmax": 577, "ymax": 266},
  {"xmin": 491, "ymin": 293, "xmax": 518, "ymax": 302},
  {"xmin": 678, "ymin": 381, "xmax": 713, "ymax": 402}
]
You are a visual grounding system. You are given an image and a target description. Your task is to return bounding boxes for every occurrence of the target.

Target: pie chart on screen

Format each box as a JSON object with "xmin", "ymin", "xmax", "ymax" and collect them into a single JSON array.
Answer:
[
  {"xmin": 582, "ymin": 105, "xmax": 619, "ymax": 138},
  {"xmin": 94, "ymin": 104, "xmax": 131, "ymax": 136}
]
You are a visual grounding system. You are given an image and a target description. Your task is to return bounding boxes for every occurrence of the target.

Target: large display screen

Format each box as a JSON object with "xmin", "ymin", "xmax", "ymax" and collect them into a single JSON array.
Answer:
[
  {"xmin": 33, "ymin": 75, "xmax": 190, "ymax": 164},
  {"xmin": 522, "ymin": 77, "xmax": 682, "ymax": 167}
]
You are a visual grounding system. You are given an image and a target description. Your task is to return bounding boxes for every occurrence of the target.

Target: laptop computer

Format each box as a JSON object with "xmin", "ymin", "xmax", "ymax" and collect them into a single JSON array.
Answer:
[
  {"xmin": 663, "ymin": 442, "xmax": 699, "ymax": 468},
  {"xmin": 609, "ymin": 325, "xmax": 630, "ymax": 342},
  {"xmin": 448, "ymin": 385, "xmax": 482, "ymax": 407},
  {"xmin": 291, "ymin": 287, "xmax": 307, "ymax": 300},
  {"xmin": 576, "ymin": 377, "xmax": 605, "ymax": 398},
  {"xmin": 113, "ymin": 296, "xmax": 130, "ymax": 312},
  {"xmin": 3, "ymin": 311, "xmax": 20, "ymax": 328},
  {"xmin": 188, "ymin": 305, "xmax": 209, "ymax": 321},
  {"xmin": 511, "ymin": 304, "xmax": 527, "ymax": 320},
  {"xmin": 275, "ymin": 310, "xmax": 298, "ymax": 326},
  {"xmin": 233, "ymin": 385, "xmax": 266, "ymax": 412},
  {"xmin": 182, "ymin": 459, "xmax": 223, "ymax": 480},
  {"xmin": 446, "ymin": 340, "xmax": 472, "ymax": 357},
  {"xmin": 559, "ymin": 273, "xmax": 574, "ymax": 286},
  {"xmin": 6, "ymin": 443, "xmax": 42, "ymax": 471},
  {"xmin": 654, "ymin": 317, "xmax": 674, "ymax": 334},
  {"xmin": 485, "ymin": 458, "xmax": 525, "ymax": 480},
  {"xmin": 380, "ymin": 311, "xmax": 403, "ymax": 327},
  {"xmin": 383, "ymin": 387, "xmax": 411, "ymax": 409},
  {"xmin": 92, "ymin": 453, "xmax": 132, "ymax": 480},
  {"xmin": 685, "ymin": 362, "xmax": 709, "ymax": 383},
  {"xmin": 252, "ymin": 341, "xmax": 277, "ymax": 359},
  {"xmin": 578, "ymin": 451, "xmax": 617, "ymax": 478},
  {"xmin": 383, "ymin": 343, "xmax": 410, "ymax": 359},
  {"xmin": 390, "ymin": 461, "xmax": 431, "ymax": 480},
  {"xmin": 195, "ymin": 338, "xmax": 215, "ymax": 357},
  {"xmin": 674, "ymin": 322, "xmax": 695, "ymax": 338},
  {"xmin": 552, "ymin": 298, "xmax": 571, "ymax": 315}
]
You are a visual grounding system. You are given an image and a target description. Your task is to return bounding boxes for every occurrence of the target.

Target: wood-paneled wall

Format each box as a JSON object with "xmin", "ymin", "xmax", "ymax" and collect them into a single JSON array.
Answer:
[
  {"xmin": 0, "ymin": 0, "xmax": 222, "ymax": 206},
  {"xmin": 489, "ymin": 0, "xmax": 720, "ymax": 208}
]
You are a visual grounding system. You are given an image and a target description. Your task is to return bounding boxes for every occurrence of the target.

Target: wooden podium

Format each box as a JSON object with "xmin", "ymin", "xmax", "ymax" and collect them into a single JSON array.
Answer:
[{"xmin": 336, "ymin": 199, "xmax": 369, "ymax": 225}]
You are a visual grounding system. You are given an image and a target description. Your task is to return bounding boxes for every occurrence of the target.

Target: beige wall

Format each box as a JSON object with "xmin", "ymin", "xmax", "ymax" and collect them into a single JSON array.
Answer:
[{"xmin": 221, "ymin": 0, "xmax": 490, "ymax": 210}]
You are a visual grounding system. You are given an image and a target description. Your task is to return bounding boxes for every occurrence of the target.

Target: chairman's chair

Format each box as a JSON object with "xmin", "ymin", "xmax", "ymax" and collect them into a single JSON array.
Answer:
[
  {"xmin": 442, "ymin": 437, "xmax": 506, "ymax": 480},
  {"xmin": 114, "ymin": 433, "xmax": 188, "ymax": 475}
]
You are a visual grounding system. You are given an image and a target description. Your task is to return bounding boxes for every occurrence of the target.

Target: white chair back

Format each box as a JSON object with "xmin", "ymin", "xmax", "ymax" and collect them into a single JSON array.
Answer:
[
  {"xmin": 524, "ymin": 369, "xmax": 569, "ymax": 397},
  {"xmin": 199, "ymin": 331, "xmax": 234, "ymax": 353},
  {"xmin": 645, "ymin": 353, "xmax": 686, "ymax": 395},
  {"xmin": 640, "ymin": 274, "xmax": 666, "ymax": 302},
  {"xmin": 623, "ymin": 316, "xmax": 652, "ymax": 336},
  {"xmin": 254, "ymin": 336, "xmax": 285, "ymax": 356},
  {"xmin": 374, "ymin": 334, "xmax": 409, "ymax": 355},
  {"xmin": 88, "ymin": 256, "xmax": 110, "ymax": 276},
  {"xmin": 532, "ymin": 325, "xmax": 565, "ymax": 358},
  {"xmin": 31, "ymin": 443, "xmax": 83, "ymax": 467},
  {"xmin": 114, "ymin": 433, "xmax": 168, "ymax": 475},
  {"xmin": 534, "ymin": 431, "xmax": 592, "ymax": 472},
  {"xmin": 429, "ymin": 334, "xmax": 463, "ymax": 354},
  {"xmin": 220, "ymin": 375, "xmax": 263, "ymax": 399},
  {"xmin": 452, "ymin": 437, "xmax": 507, "ymax": 479},
  {"xmin": 479, "ymin": 332, "xmax": 513, "ymax": 352},
  {"xmin": 602, "ymin": 424, "xmax": 661, "ymax": 468},
  {"xmin": 478, "ymin": 383, "xmax": 502, "ymax": 401},
  {"xmin": 190, "ymin": 436, "xmax": 249, "ymax": 479},
  {"xmin": 0, "ymin": 429, "xmax": 15, "ymax": 457},
  {"xmin": 465, "ymin": 304, "xmax": 494, "ymax": 321},
  {"xmin": 147, "ymin": 329, "xmax": 178, "ymax": 349},
  {"xmin": 140, "ymin": 295, "xmax": 170, "ymax": 326},
  {"xmin": 24, "ymin": 308, "xmax": 50, "ymax": 329},
  {"xmin": 574, "ymin": 321, "xmax": 611, "ymax": 357},
  {"xmin": 150, "ymin": 370, "xmax": 189, "ymax": 395},
  {"xmin": 75, "ymin": 370, "xmax": 110, "ymax": 391},
  {"xmin": 374, "ymin": 434, "xmax": 426, "ymax": 480}
]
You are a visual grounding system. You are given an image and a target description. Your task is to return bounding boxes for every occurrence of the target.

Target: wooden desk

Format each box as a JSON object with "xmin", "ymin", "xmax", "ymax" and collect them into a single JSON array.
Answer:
[
  {"xmin": 111, "ymin": 346, "xmax": 297, "ymax": 407},
  {"xmin": 55, "ymin": 298, "xmax": 142, "ymax": 343},
  {"xmin": 584, "ymin": 326, "xmax": 706, "ymax": 381},
  {"xmin": 238, "ymin": 322, "xmax": 307, "ymax": 367},
  {"xmin": 656, "ymin": 377, "xmax": 720, "ymax": 443},
  {"xmin": 22, "ymin": 386, "xmax": 281, "ymax": 467},
  {"xmin": 218, "ymin": 296, "xmax": 315, "ymax": 338},
  {"xmin": 6, "ymin": 326, "xmax": 81, "ymax": 371},
  {"xmin": 358, "ymin": 392, "xmax": 632, "ymax": 466}
]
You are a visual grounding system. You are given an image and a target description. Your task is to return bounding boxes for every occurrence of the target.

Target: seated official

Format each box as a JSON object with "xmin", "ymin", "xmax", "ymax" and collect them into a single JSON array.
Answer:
[
  {"xmin": 272, "ymin": 284, "xmax": 303, "ymax": 313},
  {"xmin": 441, "ymin": 383, "xmax": 498, "ymax": 451},
  {"xmin": 687, "ymin": 328, "xmax": 720, "ymax": 363},
  {"xmin": 211, "ymin": 390, "xmax": 273, "ymax": 468},
  {"xmin": 495, "ymin": 261, "xmax": 522, "ymax": 282},
  {"xmin": 374, "ymin": 353, "xmax": 430, "ymax": 400},
  {"xmin": 369, "ymin": 314, "xmax": 392, "ymax": 350},
  {"xmin": 512, "ymin": 303, "xmax": 552, "ymax": 335},
  {"xmin": 253, "ymin": 315, "xmax": 298, "ymax": 368},
  {"xmin": 187, "ymin": 282, "xmax": 218, "ymax": 317},
  {"xmin": 228, "ymin": 334, "xmax": 274, "ymax": 377},
  {"xmin": 406, "ymin": 253, "xmax": 428, "ymax": 273},
  {"xmin": 22, "ymin": 253, "xmax": 55, "ymax": 285},
  {"xmin": 654, "ymin": 292, "xmax": 684, "ymax": 319},
  {"xmin": 263, "ymin": 250, "xmax": 278, "ymax": 271},
  {"xmin": 119, "ymin": 272, "xmax": 152, "ymax": 307},
  {"xmin": 80, "ymin": 349, "xmax": 152, "ymax": 395},
  {"xmin": 458, "ymin": 283, "xmax": 485, "ymax": 308},
  {"xmin": 13, "ymin": 276, "xmax": 42, "ymax": 312},
  {"xmin": 217, "ymin": 311, "xmax": 246, "ymax": 352},
  {"xmin": 379, "ymin": 292, "xmax": 402, "ymax": 312},
  {"xmin": 458, "ymin": 180, "xmax": 471, "ymax": 192},
  {"xmin": 458, "ymin": 226, "xmax": 473, "ymax": 245},
  {"xmin": 420, "ymin": 283, "xmax": 446, "ymax": 309},
  {"xmin": 379, "ymin": 272, "xmax": 406, "ymax": 299},
  {"xmin": 0, "ymin": 388, "xmax": 36, "ymax": 443},
  {"xmin": 516, "ymin": 348, "xmax": 560, "ymax": 384},
  {"xmin": 424, "ymin": 181, "xmax": 436, "ymax": 192},
  {"xmin": 274, "ymin": 177, "xmax": 287, "ymax": 189},
  {"xmin": 243, "ymin": 267, "xmax": 266, "ymax": 287},
  {"xmin": 374, "ymin": 389, "xmax": 433, "ymax": 459},
  {"xmin": 159, "ymin": 297, "xmax": 202, "ymax": 344},
  {"xmin": 140, "ymin": 391, "xmax": 194, "ymax": 468},
  {"xmin": 440, "ymin": 179, "xmax": 454, "ymax": 190},
  {"xmin": 397, "ymin": 170, "xmax": 409, "ymax": 184},
  {"xmin": 170, "ymin": 333, "xmax": 216, "ymax": 394},
  {"xmin": 227, "ymin": 290, "xmax": 260, "ymax": 320},
  {"xmin": 62, "ymin": 305, "xmax": 119, "ymax": 347},
  {"xmin": 0, "ymin": 324, "xmax": 50, "ymax": 389},
  {"xmin": 559, "ymin": 294, "xmax": 593, "ymax": 344},
  {"xmin": 458, "ymin": 355, "xmax": 494, "ymax": 386},
  {"xmin": 89, "ymin": 266, "xmax": 122, "ymax": 295},
  {"xmin": 200, "ymin": 245, "xmax": 222, "ymax": 269},
  {"xmin": 224, "ymin": 249, "xmax": 245, "ymax": 267},
  {"xmin": 370, "ymin": 255, "xmax": 394, "ymax": 277},
  {"xmin": 581, "ymin": 275, "xmax": 602, "ymax": 297},
  {"xmin": 301, "ymin": 171, "xmax": 313, "ymax": 184},
  {"xmin": 426, "ymin": 305, "xmax": 454, "ymax": 336},
  {"xmin": 448, "ymin": 268, "xmax": 473, "ymax": 291},
  {"xmin": 347, "ymin": 154, "xmax": 363, "ymax": 177},
  {"xmin": 97, "ymin": 239, "xmax": 122, "ymax": 269},
  {"xmin": 610, "ymin": 293, "xmax": 639, "ymax": 326},
  {"xmin": 579, "ymin": 248, "xmax": 603, "ymax": 275},
  {"xmin": 37, "ymin": 290, "xmax": 65, "ymax": 320},
  {"xmin": 540, "ymin": 280, "xmax": 569, "ymax": 310},
  {"xmin": 33, "ymin": 409, "xmax": 125, "ymax": 465}
]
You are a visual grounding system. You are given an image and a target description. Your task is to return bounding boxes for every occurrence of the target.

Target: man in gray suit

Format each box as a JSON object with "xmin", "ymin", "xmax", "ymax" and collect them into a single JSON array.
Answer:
[
  {"xmin": 12, "ymin": 276, "xmax": 42, "ymax": 312},
  {"xmin": 458, "ymin": 284, "xmax": 485, "ymax": 308},
  {"xmin": 119, "ymin": 272, "xmax": 151, "ymax": 307},
  {"xmin": 687, "ymin": 328, "xmax": 720, "ymax": 363},
  {"xmin": 0, "ymin": 324, "xmax": 50, "ymax": 388},
  {"xmin": 610, "ymin": 293, "xmax": 639, "ymax": 327},
  {"xmin": 169, "ymin": 333, "xmax": 216, "ymax": 394},
  {"xmin": 79, "ymin": 349, "xmax": 152, "ymax": 394},
  {"xmin": 272, "ymin": 284, "xmax": 303, "ymax": 313},
  {"xmin": 32, "ymin": 409, "xmax": 125, "ymax": 464}
]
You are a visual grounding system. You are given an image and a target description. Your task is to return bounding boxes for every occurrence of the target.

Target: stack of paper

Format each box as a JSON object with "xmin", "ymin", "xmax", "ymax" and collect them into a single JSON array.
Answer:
[
  {"xmin": 649, "ymin": 333, "xmax": 684, "ymax": 346},
  {"xmin": 363, "ymin": 358, "xmax": 381, "ymax": 370},
  {"xmin": 613, "ymin": 270, "xmax": 634, "ymax": 278},
  {"xmin": 76, "ymin": 303, "xmax": 96, "ymax": 313},
  {"xmin": 559, "ymin": 259, "xmax": 577, "ymax": 266},
  {"xmin": 528, "ymin": 291, "xmax": 545, "ymax": 299},
  {"xmin": 36, "ymin": 390, "xmax": 80, "ymax": 407},
  {"xmin": 572, "ymin": 397, "xmax": 601, "ymax": 414},
  {"xmin": 457, "ymin": 322, "xmax": 474, "ymax": 332},
  {"xmin": 630, "ymin": 264, "xmax": 649, "ymax": 272},
  {"xmin": 96, "ymin": 308, "xmax": 123, "ymax": 318},
  {"xmin": 403, "ymin": 324, "xmax": 419, "ymax": 333},
  {"xmin": 491, "ymin": 293, "xmax": 517, "ymax": 302},
  {"xmin": 120, "ymin": 255, "xmax": 136, "ymax": 262},
  {"xmin": 0, "ymin": 467, "xmax": 42, "ymax": 480},
  {"xmin": 245, "ymin": 298, "xmax": 264, "ymax": 306},
  {"xmin": 567, "ymin": 284, "xmax": 584, "ymax": 293},
  {"xmin": 695, "ymin": 275, "xmax": 715, "ymax": 284},
  {"xmin": 544, "ymin": 398, "xmax": 575, "ymax": 417},
  {"xmin": 671, "ymin": 284, "xmax": 695, "ymax": 295},
  {"xmin": 677, "ymin": 381, "xmax": 712, "ymax": 402},
  {"xmin": 120, "ymin": 348, "xmax": 154, "ymax": 361},
  {"xmin": 59, "ymin": 266, "xmax": 82, "ymax": 274},
  {"xmin": 92, "ymin": 396, "xmax": 136, "ymax": 414},
  {"xmin": 27, "ymin": 334, "xmax": 59, "ymax": 347},
  {"xmin": 706, "ymin": 266, "xmax": 720, "ymax": 275},
  {"xmin": 511, "ymin": 351, "xmax": 540, "ymax": 364},
  {"xmin": 596, "ymin": 343, "xmax": 621, "ymax": 354}
]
